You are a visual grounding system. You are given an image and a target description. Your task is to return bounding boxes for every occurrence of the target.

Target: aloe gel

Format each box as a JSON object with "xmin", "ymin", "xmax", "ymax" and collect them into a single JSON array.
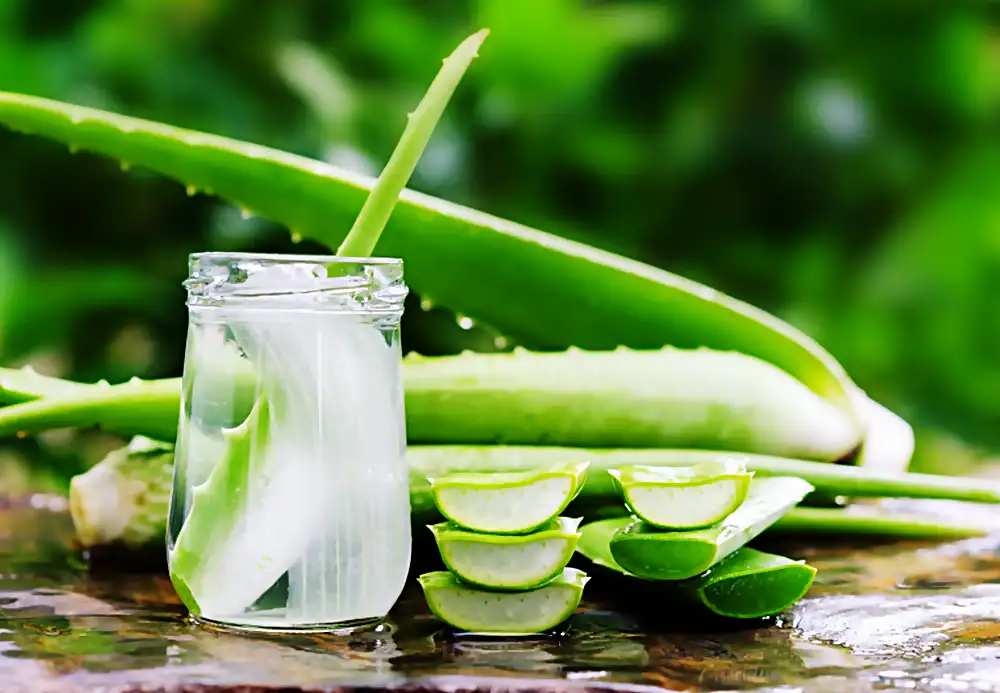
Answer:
[
  {"xmin": 418, "ymin": 568, "xmax": 589, "ymax": 634},
  {"xmin": 428, "ymin": 517, "xmax": 582, "ymax": 590},
  {"xmin": 427, "ymin": 461, "xmax": 589, "ymax": 534},
  {"xmin": 609, "ymin": 461, "xmax": 753, "ymax": 530},
  {"xmin": 168, "ymin": 253, "xmax": 410, "ymax": 631}
]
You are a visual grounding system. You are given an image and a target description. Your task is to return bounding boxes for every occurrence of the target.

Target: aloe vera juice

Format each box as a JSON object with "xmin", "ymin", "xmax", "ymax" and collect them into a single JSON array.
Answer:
[{"xmin": 167, "ymin": 253, "xmax": 410, "ymax": 631}]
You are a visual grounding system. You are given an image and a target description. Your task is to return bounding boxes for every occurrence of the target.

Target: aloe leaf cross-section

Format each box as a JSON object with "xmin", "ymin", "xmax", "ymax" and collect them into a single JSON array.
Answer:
[
  {"xmin": 428, "ymin": 517, "xmax": 581, "ymax": 591},
  {"xmin": 418, "ymin": 568, "xmax": 589, "ymax": 635},
  {"xmin": 427, "ymin": 461, "xmax": 589, "ymax": 534},
  {"xmin": 608, "ymin": 476, "xmax": 814, "ymax": 581},
  {"xmin": 609, "ymin": 460, "xmax": 753, "ymax": 530}
]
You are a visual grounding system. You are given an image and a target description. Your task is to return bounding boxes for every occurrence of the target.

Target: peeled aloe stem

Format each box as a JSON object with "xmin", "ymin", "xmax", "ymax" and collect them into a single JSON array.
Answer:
[
  {"xmin": 69, "ymin": 441, "xmax": 994, "ymax": 553},
  {"xmin": 0, "ymin": 88, "xmax": 914, "ymax": 471}
]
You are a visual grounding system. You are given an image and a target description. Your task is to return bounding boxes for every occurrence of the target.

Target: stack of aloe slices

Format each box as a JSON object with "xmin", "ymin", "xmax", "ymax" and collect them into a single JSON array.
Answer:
[
  {"xmin": 418, "ymin": 462, "xmax": 591, "ymax": 635},
  {"xmin": 575, "ymin": 461, "xmax": 819, "ymax": 619}
]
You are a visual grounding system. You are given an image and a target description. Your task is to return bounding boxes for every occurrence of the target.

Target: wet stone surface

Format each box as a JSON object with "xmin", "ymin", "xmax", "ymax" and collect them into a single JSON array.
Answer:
[{"xmin": 5, "ymin": 498, "xmax": 1000, "ymax": 692}]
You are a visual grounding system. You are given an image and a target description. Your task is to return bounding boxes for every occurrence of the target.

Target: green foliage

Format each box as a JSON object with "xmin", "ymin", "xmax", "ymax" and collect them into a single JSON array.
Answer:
[{"xmin": 0, "ymin": 0, "xmax": 997, "ymax": 488}]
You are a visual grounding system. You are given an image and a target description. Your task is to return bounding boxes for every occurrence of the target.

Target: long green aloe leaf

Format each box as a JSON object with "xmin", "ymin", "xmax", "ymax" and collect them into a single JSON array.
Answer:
[{"xmin": 0, "ymin": 89, "xmax": 912, "ymax": 469}]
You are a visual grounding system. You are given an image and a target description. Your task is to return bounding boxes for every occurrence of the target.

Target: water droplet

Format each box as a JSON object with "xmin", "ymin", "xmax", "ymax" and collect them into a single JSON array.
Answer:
[
  {"xmin": 419, "ymin": 298, "xmax": 434, "ymax": 311},
  {"xmin": 457, "ymin": 315, "xmax": 475, "ymax": 330},
  {"xmin": 119, "ymin": 161, "xmax": 132, "ymax": 172},
  {"xmin": 290, "ymin": 231, "xmax": 303, "ymax": 244},
  {"xmin": 185, "ymin": 185, "xmax": 198, "ymax": 197},
  {"xmin": 240, "ymin": 208, "xmax": 253, "ymax": 220},
  {"xmin": 68, "ymin": 144, "xmax": 79, "ymax": 154},
  {"xmin": 493, "ymin": 335, "xmax": 510, "ymax": 349}
]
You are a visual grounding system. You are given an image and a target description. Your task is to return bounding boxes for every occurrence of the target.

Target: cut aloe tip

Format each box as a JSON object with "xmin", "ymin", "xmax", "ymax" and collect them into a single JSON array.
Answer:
[
  {"xmin": 428, "ymin": 516, "xmax": 582, "ymax": 591},
  {"xmin": 428, "ymin": 461, "xmax": 589, "ymax": 534},
  {"xmin": 609, "ymin": 461, "xmax": 753, "ymax": 530},
  {"xmin": 575, "ymin": 518, "xmax": 816, "ymax": 619},
  {"xmin": 609, "ymin": 476, "xmax": 814, "ymax": 581},
  {"xmin": 418, "ymin": 568, "xmax": 589, "ymax": 635}
]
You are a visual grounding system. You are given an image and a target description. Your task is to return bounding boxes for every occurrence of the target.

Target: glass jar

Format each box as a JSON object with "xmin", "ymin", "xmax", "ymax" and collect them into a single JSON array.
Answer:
[{"xmin": 167, "ymin": 252, "xmax": 410, "ymax": 632}]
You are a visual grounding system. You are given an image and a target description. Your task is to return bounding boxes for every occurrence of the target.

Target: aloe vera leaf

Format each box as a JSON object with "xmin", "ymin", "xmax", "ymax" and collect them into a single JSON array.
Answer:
[
  {"xmin": 575, "ymin": 520, "xmax": 815, "ymax": 619},
  {"xmin": 338, "ymin": 29, "xmax": 488, "ymax": 257},
  {"xmin": 68, "ymin": 436, "xmax": 174, "ymax": 549},
  {"xmin": 406, "ymin": 446, "xmax": 1000, "ymax": 509},
  {"xmin": 428, "ymin": 516, "xmax": 581, "ymax": 591},
  {"xmin": 428, "ymin": 461, "xmax": 589, "ymax": 534},
  {"xmin": 0, "ymin": 376, "xmax": 181, "ymax": 442},
  {"xmin": 1, "ymin": 345, "xmax": 861, "ymax": 462},
  {"xmin": 608, "ymin": 477, "xmax": 814, "ymax": 581},
  {"xmin": 771, "ymin": 506, "xmax": 990, "ymax": 539},
  {"xmin": 404, "ymin": 347, "xmax": 858, "ymax": 461},
  {"xmin": 0, "ymin": 94, "xmax": 889, "ymax": 444},
  {"xmin": 168, "ymin": 397, "xmax": 270, "ymax": 613},
  {"xmin": 608, "ymin": 461, "xmax": 753, "ymax": 530},
  {"xmin": 0, "ymin": 366, "xmax": 95, "ymax": 405},
  {"xmin": 69, "ymin": 440, "xmax": 994, "ymax": 552},
  {"xmin": 417, "ymin": 568, "xmax": 589, "ymax": 634}
]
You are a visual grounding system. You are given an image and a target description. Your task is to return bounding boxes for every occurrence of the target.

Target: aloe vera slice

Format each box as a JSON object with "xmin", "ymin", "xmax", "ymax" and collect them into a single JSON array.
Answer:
[
  {"xmin": 428, "ymin": 461, "xmax": 589, "ymax": 534},
  {"xmin": 418, "ymin": 568, "xmax": 588, "ymax": 634},
  {"xmin": 609, "ymin": 476, "xmax": 813, "ymax": 581},
  {"xmin": 609, "ymin": 461, "xmax": 753, "ymax": 530},
  {"xmin": 576, "ymin": 518, "xmax": 815, "ymax": 619},
  {"xmin": 428, "ymin": 517, "xmax": 581, "ymax": 591}
]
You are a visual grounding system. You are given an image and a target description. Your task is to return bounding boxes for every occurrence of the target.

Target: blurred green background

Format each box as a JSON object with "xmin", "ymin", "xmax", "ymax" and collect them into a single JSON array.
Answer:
[{"xmin": 0, "ymin": 0, "xmax": 998, "ymax": 491}]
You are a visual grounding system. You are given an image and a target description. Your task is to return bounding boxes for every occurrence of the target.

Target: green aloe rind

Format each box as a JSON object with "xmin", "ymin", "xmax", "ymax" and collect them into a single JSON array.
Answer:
[
  {"xmin": 417, "ymin": 568, "xmax": 589, "ymax": 635},
  {"xmin": 428, "ymin": 516, "xmax": 582, "ymax": 591},
  {"xmin": 608, "ymin": 461, "xmax": 753, "ymax": 530},
  {"xmin": 427, "ymin": 461, "xmax": 589, "ymax": 534},
  {"xmin": 576, "ymin": 518, "xmax": 815, "ymax": 619},
  {"xmin": 608, "ymin": 476, "xmax": 814, "ymax": 581}
]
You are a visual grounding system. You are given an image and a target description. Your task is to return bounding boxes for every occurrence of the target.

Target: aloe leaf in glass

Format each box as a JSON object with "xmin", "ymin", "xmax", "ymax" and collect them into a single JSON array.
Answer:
[
  {"xmin": 576, "ymin": 518, "xmax": 816, "ymax": 620},
  {"xmin": 608, "ymin": 461, "xmax": 753, "ymax": 530},
  {"xmin": 428, "ymin": 461, "xmax": 589, "ymax": 534},
  {"xmin": 417, "ymin": 568, "xmax": 589, "ymax": 635},
  {"xmin": 428, "ymin": 517, "xmax": 581, "ymax": 591},
  {"xmin": 165, "ymin": 29, "xmax": 488, "ymax": 631},
  {"xmin": 608, "ymin": 477, "xmax": 814, "ymax": 581}
]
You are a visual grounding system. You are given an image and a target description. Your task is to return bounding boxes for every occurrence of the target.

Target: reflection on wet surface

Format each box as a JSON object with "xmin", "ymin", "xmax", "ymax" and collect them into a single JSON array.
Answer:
[{"xmin": 5, "ymin": 499, "xmax": 1000, "ymax": 692}]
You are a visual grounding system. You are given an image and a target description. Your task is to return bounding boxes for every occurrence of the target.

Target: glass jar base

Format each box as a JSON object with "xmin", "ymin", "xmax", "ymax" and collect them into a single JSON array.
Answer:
[{"xmin": 191, "ymin": 613, "xmax": 386, "ymax": 635}]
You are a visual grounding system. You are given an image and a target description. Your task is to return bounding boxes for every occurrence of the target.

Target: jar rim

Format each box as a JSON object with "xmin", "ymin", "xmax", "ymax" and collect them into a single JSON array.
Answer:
[{"xmin": 189, "ymin": 251, "xmax": 403, "ymax": 266}]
